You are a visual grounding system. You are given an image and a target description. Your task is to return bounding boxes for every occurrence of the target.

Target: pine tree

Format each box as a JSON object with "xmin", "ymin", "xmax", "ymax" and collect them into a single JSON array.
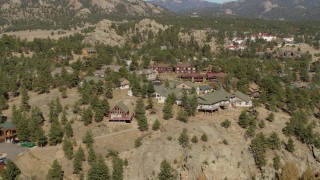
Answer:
[
  {"xmin": 147, "ymin": 81, "xmax": 155, "ymax": 97},
  {"xmin": 88, "ymin": 146, "xmax": 96, "ymax": 165},
  {"xmin": 55, "ymin": 97, "xmax": 63, "ymax": 114},
  {"xmin": 267, "ymin": 132, "xmax": 281, "ymax": 150},
  {"xmin": 37, "ymin": 128, "xmax": 48, "ymax": 147},
  {"xmin": 146, "ymin": 97, "xmax": 154, "ymax": 110},
  {"xmin": 82, "ymin": 107, "xmax": 93, "ymax": 126},
  {"xmin": 191, "ymin": 135, "xmax": 198, "ymax": 143},
  {"xmin": 201, "ymin": 133, "xmax": 208, "ymax": 142},
  {"xmin": 73, "ymin": 147, "xmax": 85, "ymax": 174},
  {"xmin": 141, "ymin": 84, "xmax": 148, "ymax": 98},
  {"xmin": 135, "ymin": 98, "xmax": 148, "ymax": 131},
  {"xmin": 176, "ymin": 109, "xmax": 188, "ymax": 123},
  {"xmin": 1, "ymin": 159, "xmax": 21, "ymax": 180},
  {"xmin": 49, "ymin": 120, "xmax": 64, "ymax": 145},
  {"xmin": 87, "ymin": 157, "xmax": 110, "ymax": 180},
  {"xmin": 286, "ymin": 137, "xmax": 295, "ymax": 153},
  {"xmin": 163, "ymin": 99, "xmax": 173, "ymax": 120},
  {"xmin": 60, "ymin": 109, "xmax": 68, "ymax": 125},
  {"xmin": 152, "ymin": 119, "xmax": 161, "ymax": 131},
  {"xmin": 178, "ymin": 128, "xmax": 189, "ymax": 148},
  {"xmin": 30, "ymin": 107, "xmax": 45, "ymax": 125},
  {"xmin": 266, "ymin": 112, "xmax": 275, "ymax": 122},
  {"xmin": 16, "ymin": 114, "xmax": 30, "ymax": 142},
  {"xmin": 158, "ymin": 160, "xmax": 176, "ymax": 180},
  {"xmin": 65, "ymin": 121, "xmax": 73, "ymax": 138},
  {"xmin": 82, "ymin": 130, "xmax": 94, "ymax": 148},
  {"xmin": 20, "ymin": 85, "xmax": 30, "ymax": 112},
  {"xmin": 105, "ymin": 81, "xmax": 113, "ymax": 99},
  {"xmin": 46, "ymin": 160, "xmax": 64, "ymax": 180},
  {"xmin": 137, "ymin": 116, "xmax": 148, "ymax": 131},
  {"xmin": 273, "ymin": 155, "xmax": 281, "ymax": 170},
  {"xmin": 63, "ymin": 139, "xmax": 74, "ymax": 160},
  {"xmin": 112, "ymin": 156, "xmax": 124, "ymax": 180}
]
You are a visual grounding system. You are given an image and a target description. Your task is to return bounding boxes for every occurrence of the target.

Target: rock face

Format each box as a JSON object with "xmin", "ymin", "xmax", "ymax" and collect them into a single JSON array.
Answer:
[
  {"xmin": 0, "ymin": 0, "xmax": 169, "ymax": 31},
  {"xmin": 84, "ymin": 19, "xmax": 170, "ymax": 47}
]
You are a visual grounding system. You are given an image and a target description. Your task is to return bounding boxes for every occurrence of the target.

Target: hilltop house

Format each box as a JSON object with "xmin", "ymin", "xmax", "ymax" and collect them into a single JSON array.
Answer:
[
  {"xmin": 233, "ymin": 91, "xmax": 253, "ymax": 107},
  {"xmin": 206, "ymin": 72, "xmax": 227, "ymax": 83},
  {"xmin": 149, "ymin": 63, "xmax": 173, "ymax": 73},
  {"xmin": 51, "ymin": 66, "xmax": 74, "ymax": 77},
  {"xmin": 120, "ymin": 78, "xmax": 130, "ymax": 89},
  {"xmin": 176, "ymin": 63, "xmax": 196, "ymax": 74},
  {"xmin": 82, "ymin": 47, "xmax": 96, "ymax": 57},
  {"xmin": 93, "ymin": 69, "xmax": 105, "ymax": 78},
  {"xmin": 197, "ymin": 90, "xmax": 235, "ymax": 112},
  {"xmin": 109, "ymin": 102, "xmax": 133, "ymax": 123},
  {"xmin": 0, "ymin": 122, "xmax": 16, "ymax": 143},
  {"xmin": 178, "ymin": 73, "xmax": 205, "ymax": 83},
  {"xmin": 154, "ymin": 85, "xmax": 183, "ymax": 103}
]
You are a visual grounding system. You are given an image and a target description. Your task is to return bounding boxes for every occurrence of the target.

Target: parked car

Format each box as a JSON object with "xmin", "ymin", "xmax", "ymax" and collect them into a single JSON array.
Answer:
[{"xmin": 20, "ymin": 142, "xmax": 36, "ymax": 148}]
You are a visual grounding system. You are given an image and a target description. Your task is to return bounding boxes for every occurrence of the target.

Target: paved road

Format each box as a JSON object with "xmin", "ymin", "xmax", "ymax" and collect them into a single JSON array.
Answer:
[{"xmin": 0, "ymin": 143, "xmax": 28, "ymax": 160}]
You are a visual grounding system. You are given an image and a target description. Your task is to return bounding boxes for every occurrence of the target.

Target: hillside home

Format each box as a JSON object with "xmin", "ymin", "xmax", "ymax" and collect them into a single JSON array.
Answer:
[
  {"xmin": 233, "ymin": 91, "xmax": 253, "ymax": 107},
  {"xmin": 51, "ymin": 55, "xmax": 72, "ymax": 63},
  {"xmin": 82, "ymin": 47, "xmax": 96, "ymax": 57},
  {"xmin": 93, "ymin": 69, "xmax": 105, "ymax": 78},
  {"xmin": 176, "ymin": 63, "xmax": 196, "ymax": 74},
  {"xmin": 207, "ymin": 72, "xmax": 227, "ymax": 83},
  {"xmin": 175, "ymin": 81, "xmax": 198, "ymax": 93},
  {"xmin": 198, "ymin": 85, "xmax": 214, "ymax": 94},
  {"xmin": 109, "ymin": 102, "xmax": 133, "ymax": 123},
  {"xmin": 120, "ymin": 78, "xmax": 130, "ymax": 89},
  {"xmin": 149, "ymin": 63, "xmax": 173, "ymax": 73},
  {"xmin": 249, "ymin": 82, "xmax": 260, "ymax": 98},
  {"xmin": 197, "ymin": 90, "xmax": 235, "ymax": 112},
  {"xmin": 51, "ymin": 66, "xmax": 74, "ymax": 77},
  {"xmin": 250, "ymin": 33, "xmax": 276, "ymax": 42},
  {"xmin": 179, "ymin": 73, "xmax": 205, "ymax": 83},
  {"xmin": 154, "ymin": 85, "xmax": 183, "ymax": 103},
  {"xmin": 0, "ymin": 122, "xmax": 16, "ymax": 143}
]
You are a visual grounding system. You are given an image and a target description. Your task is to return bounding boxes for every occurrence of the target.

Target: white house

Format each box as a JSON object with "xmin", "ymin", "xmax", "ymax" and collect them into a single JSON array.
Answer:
[
  {"xmin": 232, "ymin": 91, "xmax": 253, "ymax": 107},
  {"xmin": 120, "ymin": 78, "xmax": 130, "ymax": 90},
  {"xmin": 250, "ymin": 33, "xmax": 276, "ymax": 42}
]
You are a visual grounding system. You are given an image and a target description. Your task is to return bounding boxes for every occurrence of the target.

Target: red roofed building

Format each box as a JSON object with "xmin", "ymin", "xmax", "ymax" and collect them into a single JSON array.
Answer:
[
  {"xmin": 179, "ymin": 73, "xmax": 205, "ymax": 82},
  {"xmin": 206, "ymin": 72, "xmax": 227, "ymax": 82},
  {"xmin": 176, "ymin": 63, "xmax": 196, "ymax": 74},
  {"xmin": 149, "ymin": 63, "xmax": 173, "ymax": 73}
]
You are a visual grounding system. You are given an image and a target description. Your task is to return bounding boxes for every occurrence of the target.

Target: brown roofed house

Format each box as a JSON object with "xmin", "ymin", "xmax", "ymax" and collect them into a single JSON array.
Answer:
[
  {"xmin": 82, "ymin": 47, "xmax": 97, "ymax": 57},
  {"xmin": 176, "ymin": 63, "xmax": 196, "ymax": 74},
  {"xmin": 0, "ymin": 122, "xmax": 16, "ymax": 143},
  {"xmin": 109, "ymin": 102, "xmax": 133, "ymax": 123},
  {"xmin": 149, "ymin": 63, "xmax": 173, "ymax": 73},
  {"xmin": 249, "ymin": 82, "xmax": 260, "ymax": 98}
]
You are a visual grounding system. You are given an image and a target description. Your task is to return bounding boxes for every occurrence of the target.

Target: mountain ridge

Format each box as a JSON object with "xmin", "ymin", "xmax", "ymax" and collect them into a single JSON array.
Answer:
[{"xmin": 148, "ymin": 0, "xmax": 219, "ymax": 13}]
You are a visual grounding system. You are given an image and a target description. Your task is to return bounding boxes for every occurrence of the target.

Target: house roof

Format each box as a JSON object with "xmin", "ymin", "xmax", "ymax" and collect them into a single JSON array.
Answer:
[
  {"xmin": 151, "ymin": 63, "xmax": 171, "ymax": 68},
  {"xmin": 51, "ymin": 66, "xmax": 74, "ymax": 76},
  {"xmin": 197, "ymin": 90, "xmax": 234, "ymax": 105},
  {"xmin": 183, "ymin": 81, "xmax": 197, "ymax": 88},
  {"xmin": 0, "ymin": 122, "xmax": 16, "ymax": 130},
  {"xmin": 177, "ymin": 63, "xmax": 193, "ymax": 68},
  {"xmin": 233, "ymin": 91, "xmax": 251, "ymax": 103},
  {"xmin": 84, "ymin": 76, "xmax": 104, "ymax": 83},
  {"xmin": 120, "ymin": 78, "xmax": 130, "ymax": 86},
  {"xmin": 115, "ymin": 102, "xmax": 129, "ymax": 113},
  {"xmin": 154, "ymin": 85, "xmax": 181, "ymax": 98},
  {"xmin": 199, "ymin": 85, "xmax": 213, "ymax": 91}
]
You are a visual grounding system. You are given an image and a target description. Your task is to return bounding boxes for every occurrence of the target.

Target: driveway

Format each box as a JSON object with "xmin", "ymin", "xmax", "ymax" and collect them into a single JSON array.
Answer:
[{"xmin": 0, "ymin": 143, "xmax": 28, "ymax": 160}]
